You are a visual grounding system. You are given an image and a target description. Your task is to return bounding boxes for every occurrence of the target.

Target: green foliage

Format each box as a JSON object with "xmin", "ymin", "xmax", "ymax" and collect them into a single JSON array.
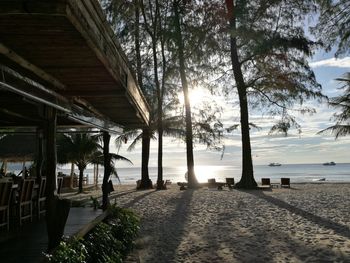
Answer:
[
  {"xmin": 107, "ymin": 206, "xmax": 140, "ymax": 255},
  {"xmin": 84, "ymin": 223, "xmax": 123, "ymax": 263},
  {"xmin": 47, "ymin": 237, "xmax": 88, "ymax": 263},
  {"xmin": 312, "ymin": 0, "xmax": 350, "ymax": 57},
  {"xmin": 47, "ymin": 206, "xmax": 140, "ymax": 263},
  {"xmin": 318, "ymin": 73, "xmax": 350, "ymax": 138}
]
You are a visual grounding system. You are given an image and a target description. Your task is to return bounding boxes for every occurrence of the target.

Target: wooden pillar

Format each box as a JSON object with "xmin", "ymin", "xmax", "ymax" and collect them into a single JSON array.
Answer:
[
  {"xmin": 43, "ymin": 107, "xmax": 70, "ymax": 250},
  {"xmin": 102, "ymin": 131, "xmax": 111, "ymax": 210},
  {"xmin": 35, "ymin": 128, "xmax": 43, "ymax": 179},
  {"xmin": 44, "ymin": 107, "xmax": 57, "ymax": 198}
]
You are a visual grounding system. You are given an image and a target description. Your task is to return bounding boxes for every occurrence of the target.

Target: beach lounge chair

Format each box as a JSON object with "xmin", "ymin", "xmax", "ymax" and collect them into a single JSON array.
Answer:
[
  {"xmin": 225, "ymin": 178, "xmax": 235, "ymax": 189},
  {"xmin": 177, "ymin": 182, "xmax": 187, "ymax": 190},
  {"xmin": 208, "ymin": 179, "xmax": 224, "ymax": 190},
  {"xmin": 281, "ymin": 178, "xmax": 290, "ymax": 188},
  {"xmin": 0, "ymin": 181, "xmax": 13, "ymax": 230},
  {"xmin": 261, "ymin": 178, "xmax": 271, "ymax": 188}
]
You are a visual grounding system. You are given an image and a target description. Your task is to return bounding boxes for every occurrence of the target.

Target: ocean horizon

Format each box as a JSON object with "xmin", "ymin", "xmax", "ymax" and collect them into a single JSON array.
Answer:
[
  {"xmin": 60, "ymin": 162, "xmax": 350, "ymax": 185},
  {"xmin": 6, "ymin": 162, "xmax": 350, "ymax": 185}
]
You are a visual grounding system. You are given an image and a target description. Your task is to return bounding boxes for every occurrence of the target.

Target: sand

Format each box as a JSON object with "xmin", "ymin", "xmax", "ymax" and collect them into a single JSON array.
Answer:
[
  {"xmin": 67, "ymin": 183, "xmax": 350, "ymax": 263},
  {"xmin": 83, "ymin": 183, "xmax": 350, "ymax": 262}
]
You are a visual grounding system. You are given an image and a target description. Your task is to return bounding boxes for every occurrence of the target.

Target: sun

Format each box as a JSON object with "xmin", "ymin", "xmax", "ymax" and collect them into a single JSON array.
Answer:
[{"xmin": 179, "ymin": 87, "xmax": 209, "ymax": 107}]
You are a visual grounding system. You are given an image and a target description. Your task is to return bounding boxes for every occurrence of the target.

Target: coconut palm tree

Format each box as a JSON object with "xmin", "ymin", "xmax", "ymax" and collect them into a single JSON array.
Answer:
[
  {"xmin": 57, "ymin": 133, "xmax": 101, "ymax": 193},
  {"xmin": 57, "ymin": 132, "xmax": 132, "ymax": 194}
]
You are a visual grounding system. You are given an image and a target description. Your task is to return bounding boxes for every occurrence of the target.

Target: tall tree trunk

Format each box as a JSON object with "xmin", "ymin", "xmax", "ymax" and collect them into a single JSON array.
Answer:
[
  {"xmin": 70, "ymin": 163, "xmax": 74, "ymax": 189},
  {"xmin": 78, "ymin": 165, "xmax": 84, "ymax": 193},
  {"xmin": 102, "ymin": 132, "xmax": 112, "ymax": 210},
  {"xmin": 139, "ymin": 128, "xmax": 153, "ymax": 189},
  {"xmin": 173, "ymin": 0, "xmax": 199, "ymax": 188},
  {"xmin": 226, "ymin": 0, "xmax": 257, "ymax": 189},
  {"xmin": 135, "ymin": 1, "xmax": 152, "ymax": 190},
  {"xmin": 95, "ymin": 164, "xmax": 99, "ymax": 189}
]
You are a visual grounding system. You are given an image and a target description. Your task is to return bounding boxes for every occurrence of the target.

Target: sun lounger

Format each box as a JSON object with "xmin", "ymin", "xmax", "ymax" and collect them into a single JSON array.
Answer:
[
  {"xmin": 177, "ymin": 182, "xmax": 187, "ymax": 190},
  {"xmin": 261, "ymin": 178, "xmax": 271, "ymax": 188},
  {"xmin": 207, "ymin": 179, "xmax": 224, "ymax": 190},
  {"xmin": 281, "ymin": 178, "xmax": 290, "ymax": 188},
  {"xmin": 225, "ymin": 178, "xmax": 235, "ymax": 189}
]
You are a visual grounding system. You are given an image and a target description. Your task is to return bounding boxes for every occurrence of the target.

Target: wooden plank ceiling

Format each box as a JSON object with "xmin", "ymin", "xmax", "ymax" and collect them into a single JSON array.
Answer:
[{"xmin": 0, "ymin": 0, "xmax": 149, "ymax": 130}]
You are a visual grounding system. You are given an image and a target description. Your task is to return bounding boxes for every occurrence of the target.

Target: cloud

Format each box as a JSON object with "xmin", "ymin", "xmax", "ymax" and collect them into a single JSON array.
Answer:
[{"xmin": 310, "ymin": 57, "xmax": 350, "ymax": 68}]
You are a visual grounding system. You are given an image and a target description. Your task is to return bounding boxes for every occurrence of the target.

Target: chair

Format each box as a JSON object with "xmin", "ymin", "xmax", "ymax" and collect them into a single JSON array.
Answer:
[
  {"xmin": 261, "ymin": 178, "xmax": 271, "ymax": 187},
  {"xmin": 18, "ymin": 178, "xmax": 35, "ymax": 226},
  {"xmin": 281, "ymin": 178, "xmax": 290, "ymax": 188},
  {"xmin": 226, "ymin": 178, "xmax": 235, "ymax": 189},
  {"xmin": 57, "ymin": 177, "xmax": 63, "ymax": 195},
  {"xmin": 0, "ymin": 181, "xmax": 13, "ymax": 230},
  {"xmin": 208, "ymin": 178, "xmax": 216, "ymax": 188},
  {"xmin": 208, "ymin": 178, "xmax": 223, "ymax": 190},
  {"xmin": 37, "ymin": 177, "xmax": 46, "ymax": 219}
]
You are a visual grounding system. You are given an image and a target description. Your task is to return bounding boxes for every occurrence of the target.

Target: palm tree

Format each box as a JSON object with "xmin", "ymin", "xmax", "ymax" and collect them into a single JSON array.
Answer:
[
  {"xmin": 57, "ymin": 133, "xmax": 101, "ymax": 193},
  {"xmin": 116, "ymin": 101, "xmax": 186, "ymax": 190},
  {"xmin": 318, "ymin": 73, "xmax": 350, "ymax": 138},
  {"xmin": 57, "ymin": 132, "xmax": 132, "ymax": 194}
]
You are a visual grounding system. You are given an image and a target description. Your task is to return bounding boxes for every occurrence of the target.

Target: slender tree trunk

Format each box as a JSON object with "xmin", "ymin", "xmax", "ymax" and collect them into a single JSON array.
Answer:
[
  {"xmin": 102, "ymin": 132, "xmax": 112, "ymax": 210},
  {"xmin": 135, "ymin": 1, "xmax": 152, "ymax": 189},
  {"xmin": 226, "ymin": 0, "xmax": 257, "ymax": 189},
  {"xmin": 70, "ymin": 163, "xmax": 74, "ymax": 189},
  {"xmin": 95, "ymin": 164, "xmax": 99, "ymax": 189},
  {"xmin": 78, "ymin": 166, "xmax": 84, "ymax": 193},
  {"xmin": 173, "ymin": 0, "xmax": 199, "ymax": 188},
  {"xmin": 139, "ymin": 128, "xmax": 153, "ymax": 189}
]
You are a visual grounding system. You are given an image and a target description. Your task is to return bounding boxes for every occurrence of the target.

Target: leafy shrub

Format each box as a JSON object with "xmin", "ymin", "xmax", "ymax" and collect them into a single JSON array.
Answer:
[
  {"xmin": 47, "ymin": 206, "xmax": 139, "ymax": 263},
  {"xmin": 107, "ymin": 207, "xmax": 140, "ymax": 255},
  {"xmin": 84, "ymin": 223, "xmax": 123, "ymax": 263},
  {"xmin": 46, "ymin": 237, "xmax": 87, "ymax": 263}
]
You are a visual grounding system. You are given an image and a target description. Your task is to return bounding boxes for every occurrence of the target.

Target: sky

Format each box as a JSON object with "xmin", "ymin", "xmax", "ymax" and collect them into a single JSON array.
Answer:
[{"xmin": 113, "ymin": 50, "xmax": 350, "ymax": 169}]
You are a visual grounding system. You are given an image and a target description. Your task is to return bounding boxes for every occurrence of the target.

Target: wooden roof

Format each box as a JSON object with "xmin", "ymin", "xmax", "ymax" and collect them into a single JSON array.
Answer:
[{"xmin": 0, "ymin": 0, "xmax": 149, "ymax": 131}]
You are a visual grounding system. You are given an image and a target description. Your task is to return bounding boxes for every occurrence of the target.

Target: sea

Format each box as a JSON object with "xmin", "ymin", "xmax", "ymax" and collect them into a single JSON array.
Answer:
[{"xmin": 7, "ymin": 163, "xmax": 348, "ymax": 185}]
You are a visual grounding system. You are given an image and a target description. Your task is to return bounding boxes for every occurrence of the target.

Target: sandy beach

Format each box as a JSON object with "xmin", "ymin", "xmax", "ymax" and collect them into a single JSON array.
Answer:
[{"xmin": 105, "ymin": 183, "xmax": 350, "ymax": 263}]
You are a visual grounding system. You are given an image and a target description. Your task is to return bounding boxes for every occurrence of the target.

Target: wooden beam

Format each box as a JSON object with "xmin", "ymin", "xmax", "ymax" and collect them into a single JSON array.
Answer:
[
  {"xmin": 0, "ymin": 43, "xmax": 66, "ymax": 90},
  {"xmin": 72, "ymin": 210, "xmax": 110, "ymax": 239},
  {"xmin": 61, "ymin": 89, "xmax": 125, "ymax": 97}
]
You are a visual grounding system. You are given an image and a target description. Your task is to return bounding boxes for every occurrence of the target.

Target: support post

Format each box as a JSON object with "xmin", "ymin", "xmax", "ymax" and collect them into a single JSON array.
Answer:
[
  {"xmin": 102, "ymin": 131, "xmax": 111, "ymax": 210},
  {"xmin": 43, "ymin": 107, "xmax": 70, "ymax": 250}
]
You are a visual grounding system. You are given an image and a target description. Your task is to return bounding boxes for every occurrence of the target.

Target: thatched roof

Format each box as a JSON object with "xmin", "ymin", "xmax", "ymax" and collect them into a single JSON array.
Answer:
[{"xmin": 0, "ymin": 134, "xmax": 35, "ymax": 161}]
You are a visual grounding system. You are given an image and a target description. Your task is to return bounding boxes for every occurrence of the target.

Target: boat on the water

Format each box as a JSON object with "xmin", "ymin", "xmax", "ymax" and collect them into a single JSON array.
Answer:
[
  {"xmin": 268, "ymin": 162, "xmax": 281, "ymax": 167},
  {"xmin": 323, "ymin": 161, "xmax": 336, "ymax": 166},
  {"xmin": 312, "ymin": 178, "xmax": 326, "ymax": 181}
]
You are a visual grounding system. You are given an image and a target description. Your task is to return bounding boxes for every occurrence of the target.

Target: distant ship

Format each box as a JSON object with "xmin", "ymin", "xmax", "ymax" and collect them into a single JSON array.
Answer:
[
  {"xmin": 323, "ymin": 161, "xmax": 336, "ymax": 166},
  {"xmin": 268, "ymin": 162, "xmax": 281, "ymax": 167},
  {"xmin": 313, "ymin": 178, "xmax": 326, "ymax": 181}
]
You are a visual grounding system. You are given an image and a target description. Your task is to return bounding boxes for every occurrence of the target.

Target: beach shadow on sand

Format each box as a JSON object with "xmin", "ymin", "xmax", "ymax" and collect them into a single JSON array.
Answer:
[
  {"xmin": 131, "ymin": 189, "xmax": 195, "ymax": 262},
  {"xmin": 123, "ymin": 189, "xmax": 158, "ymax": 208},
  {"xmin": 248, "ymin": 190, "xmax": 350, "ymax": 240}
]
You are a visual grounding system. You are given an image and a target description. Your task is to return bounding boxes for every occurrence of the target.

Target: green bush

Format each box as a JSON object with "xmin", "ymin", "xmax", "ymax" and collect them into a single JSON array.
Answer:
[
  {"xmin": 84, "ymin": 223, "xmax": 123, "ymax": 263},
  {"xmin": 47, "ymin": 206, "xmax": 139, "ymax": 263},
  {"xmin": 46, "ymin": 237, "xmax": 88, "ymax": 263},
  {"xmin": 107, "ymin": 207, "xmax": 140, "ymax": 255}
]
